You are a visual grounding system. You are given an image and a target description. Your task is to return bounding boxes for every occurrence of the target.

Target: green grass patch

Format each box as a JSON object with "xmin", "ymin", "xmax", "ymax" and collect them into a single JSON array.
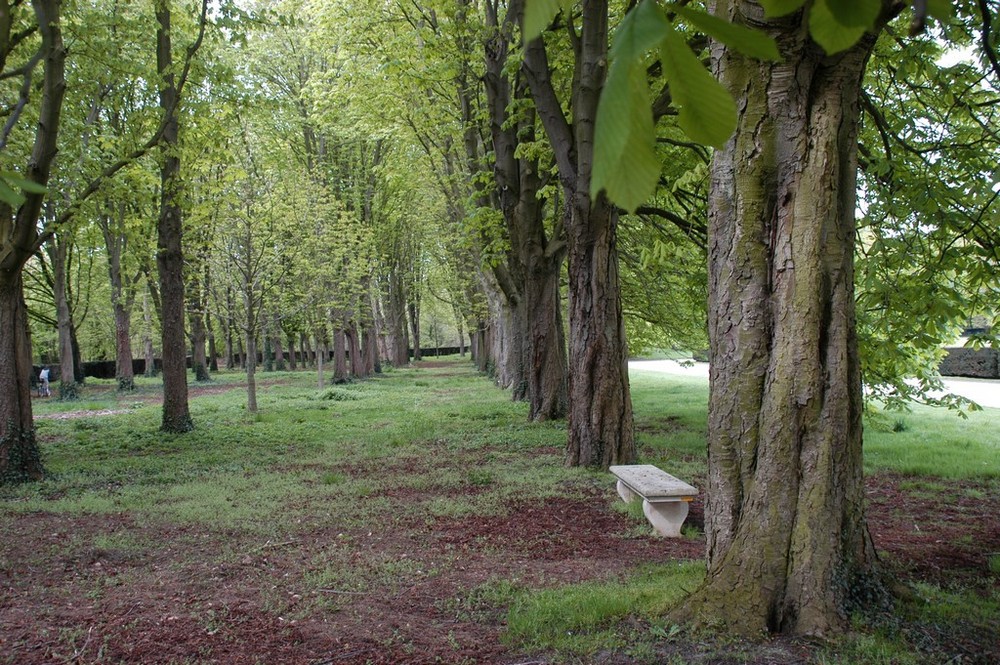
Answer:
[
  {"xmin": 864, "ymin": 402, "xmax": 1000, "ymax": 479},
  {"xmin": 5, "ymin": 356, "xmax": 1000, "ymax": 664},
  {"xmin": 505, "ymin": 562, "xmax": 704, "ymax": 655}
]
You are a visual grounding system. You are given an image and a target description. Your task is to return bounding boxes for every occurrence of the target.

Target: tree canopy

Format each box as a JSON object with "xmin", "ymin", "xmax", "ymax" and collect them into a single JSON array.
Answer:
[{"xmin": 3, "ymin": 0, "xmax": 1000, "ymax": 640}]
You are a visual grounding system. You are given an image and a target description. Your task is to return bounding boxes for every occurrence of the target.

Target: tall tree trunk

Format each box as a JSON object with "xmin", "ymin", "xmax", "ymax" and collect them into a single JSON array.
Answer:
[
  {"xmin": 287, "ymin": 333, "xmax": 297, "ymax": 370},
  {"xmin": 333, "ymin": 327, "xmax": 348, "ymax": 383},
  {"xmin": 272, "ymin": 314, "xmax": 285, "ymax": 370},
  {"xmin": 187, "ymin": 266, "xmax": 209, "ymax": 382},
  {"xmin": 301, "ymin": 332, "xmax": 313, "ymax": 369},
  {"xmin": 678, "ymin": 3, "xmax": 886, "ymax": 636},
  {"xmin": 408, "ymin": 300, "xmax": 421, "ymax": 361},
  {"xmin": 101, "ymin": 202, "xmax": 136, "ymax": 391},
  {"xmin": 245, "ymin": 333, "xmax": 258, "ymax": 413},
  {"xmin": 205, "ymin": 258, "xmax": 218, "ymax": 372},
  {"xmin": 484, "ymin": 0, "xmax": 568, "ymax": 419},
  {"xmin": 143, "ymin": 291, "xmax": 156, "ymax": 377},
  {"xmin": 0, "ymin": 275, "xmax": 43, "ymax": 482},
  {"xmin": 208, "ymin": 323, "xmax": 218, "ymax": 372},
  {"xmin": 224, "ymin": 286, "xmax": 235, "ymax": 369},
  {"xmin": 523, "ymin": 0, "xmax": 634, "ymax": 466},
  {"xmin": 234, "ymin": 334, "xmax": 244, "ymax": 369},
  {"xmin": 525, "ymin": 253, "xmax": 567, "ymax": 420},
  {"xmin": 70, "ymin": 323, "xmax": 84, "ymax": 385},
  {"xmin": 264, "ymin": 335, "xmax": 273, "ymax": 372},
  {"xmin": 316, "ymin": 336, "xmax": 325, "ymax": 387},
  {"xmin": 386, "ymin": 272, "xmax": 410, "ymax": 366},
  {"xmin": 563, "ymin": 196, "xmax": 634, "ymax": 466},
  {"xmin": 113, "ymin": 298, "xmax": 134, "ymax": 391},
  {"xmin": 346, "ymin": 322, "xmax": 364, "ymax": 378},
  {"xmin": 472, "ymin": 317, "xmax": 488, "ymax": 372},
  {"xmin": 155, "ymin": 0, "xmax": 192, "ymax": 432},
  {"xmin": 362, "ymin": 320, "xmax": 379, "ymax": 375},
  {"xmin": 0, "ymin": 0, "xmax": 65, "ymax": 483},
  {"xmin": 51, "ymin": 237, "xmax": 78, "ymax": 399}
]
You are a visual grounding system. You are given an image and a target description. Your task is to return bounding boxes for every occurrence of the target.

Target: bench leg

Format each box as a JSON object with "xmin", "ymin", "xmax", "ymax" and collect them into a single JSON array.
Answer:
[
  {"xmin": 642, "ymin": 499, "xmax": 689, "ymax": 538},
  {"xmin": 616, "ymin": 480, "xmax": 638, "ymax": 503}
]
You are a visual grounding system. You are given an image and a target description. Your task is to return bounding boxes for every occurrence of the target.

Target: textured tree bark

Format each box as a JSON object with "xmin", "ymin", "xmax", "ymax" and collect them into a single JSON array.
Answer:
[
  {"xmin": 143, "ymin": 292, "xmax": 157, "ymax": 377},
  {"xmin": 346, "ymin": 322, "xmax": 364, "ymax": 379},
  {"xmin": 362, "ymin": 320, "xmax": 379, "ymax": 375},
  {"xmin": 245, "ymin": 333, "xmax": 258, "ymax": 414},
  {"xmin": 0, "ymin": 0, "xmax": 65, "ymax": 483},
  {"xmin": 113, "ymin": 298, "xmax": 135, "ymax": 391},
  {"xmin": 272, "ymin": 314, "xmax": 285, "ymax": 371},
  {"xmin": 523, "ymin": 0, "xmax": 635, "ymax": 466},
  {"xmin": 155, "ymin": 0, "xmax": 192, "ymax": 432},
  {"xmin": 386, "ymin": 272, "xmax": 410, "ymax": 366},
  {"xmin": 483, "ymin": 3, "xmax": 568, "ymax": 419},
  {"xmin": 563, "ymin": 196, "xmax": 634, "ymax": 467},
  {"xmin": 0, "ymin": 274, "xmax": 43, "ymax": 482},
  {"xmin": 287, "ymin": 333, "xmax": 297, "ymax": 370},
  {"xmin": 473, "ymin": 318, "xmax": 488, "ymax": 373},
  {"xmin": 523, "ymin": 234, "xmax": 567, "ymax": 421},
  {"xmin": 678, "ymin": 1, "xmax": 888, "ymax": 636},
  {"xmin": 207, "ymin": 324, "xmax": 218, "ymax": 372},
  {"xmin": 101, "ymin": 202, "xmax": 137, "ymax": 391},
  {"xmin": 186, "ymin": 262, "xmax": 209, "ymax": 382},
  {"xmin": 408, "ymin": 300, "xmax": 421, "ymax": 361},
  {"xmin": 333, "ymin": 327, "xmax": 348, "ymax": 383},
  {"xmin": 50, "ymin": 237, "xmax": 78, "ymax": 399}
]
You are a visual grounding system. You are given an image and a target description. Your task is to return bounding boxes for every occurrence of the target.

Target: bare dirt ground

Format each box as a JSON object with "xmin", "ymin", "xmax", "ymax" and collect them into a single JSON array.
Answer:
[
  {"xmin": 3, "ymin": 472, "xmax": 998, "ymax": 664},
  {"xmin": 3, "ymin": 374, "xmax": 999, "ymax": 664}
]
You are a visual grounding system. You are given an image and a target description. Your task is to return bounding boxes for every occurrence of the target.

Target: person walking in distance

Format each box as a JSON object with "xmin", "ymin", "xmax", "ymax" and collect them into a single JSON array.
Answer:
[{"xmin": 38, "ymin": 366, "xmax": 50, "ymax": 397}]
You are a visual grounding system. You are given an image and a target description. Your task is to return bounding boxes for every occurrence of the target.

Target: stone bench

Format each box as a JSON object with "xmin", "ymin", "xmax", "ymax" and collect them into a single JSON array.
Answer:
[{"xmin": 609, "ymin": 464, "xmax": 698, "ymax": 538}]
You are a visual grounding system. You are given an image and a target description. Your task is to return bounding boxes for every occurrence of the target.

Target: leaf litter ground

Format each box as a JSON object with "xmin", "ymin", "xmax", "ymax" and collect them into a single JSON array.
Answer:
[{"xmin": 2, "ymin": 364, "xmax": 998, "ymax": 664}]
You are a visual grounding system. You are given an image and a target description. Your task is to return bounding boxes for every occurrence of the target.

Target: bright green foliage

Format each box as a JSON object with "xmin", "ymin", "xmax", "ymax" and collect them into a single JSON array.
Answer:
[
  {"xmin": 0, "ymin": 174, "xmax": 46, "ymax": 207},
  {"xmin": 855, "ymin": 19, "xmax": 1000, "ymax": 409},
  {"xmin": 523, "ymin": 0, "xmax": 569, "ymax": 41},
  {"xmin": 670, "ymin": 5, "xmax": 781, "ymax": 61},
  {"xmin": 658, "ymin": 22, "xmax": 736, "ymax": 148},
  {"xmin": 591, "ymin": 0, "xmax": 774, "ymax": 211},
  {"xmin": 592, "ymin": 1, "xmax": 668, "ymax": 213},
  {"xmin": 759, "ymin": 0, "xmax": 806, "ymax": 17},
  {"xmin": 808, "ymin": 0, "xmax": 875, "ymax": 54}
]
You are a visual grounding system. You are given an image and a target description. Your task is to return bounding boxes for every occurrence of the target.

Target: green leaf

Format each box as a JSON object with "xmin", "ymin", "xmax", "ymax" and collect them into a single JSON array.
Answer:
[
  {"xmin": 672, "ymin": 5, "xmax": 781, "ymax": 62},
  {"xmin": 825, "ymin": 0, "xmax": 880, "ymax": 28},
  {"xmin": 808, "ymin": 0, "xmax": 869, "ymax": 54},
  {"xmin": 523, "ymin": 0, "xmax": 561, "ymax": 42},
  {"xmin": 0, "ymin": 178, "xmax": 25, "ymax": 207},
  {"xmin": 609, "ymin": 0, "xmax": 670, "ymax": 63},
  {"xmin": 1, "ymin": 173, "xmax": 47, "ymax": 195},
  {"xmin": 759, "ymin": 0, "xmax": 806, "ymax": 18},
  {"xmin": 660, "ymin": 23, "xmax": 737, "ymax": 148},
  {"xmin": 592, "ymin": 59, "xmax": 660, "ymax": 212},
  {"xmin": 926, "ymin": 0, "xmax": 954, "ymax": 20}
]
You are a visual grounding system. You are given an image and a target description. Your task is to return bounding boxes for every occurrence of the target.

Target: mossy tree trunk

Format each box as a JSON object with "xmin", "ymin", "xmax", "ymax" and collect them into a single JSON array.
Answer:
[
  {"xmin": 155, "ymin": 0, "xmax": 193, "ymax": 433},
  {"xmin": 0, "ymin": 274, "xmax": 43, "ymax": 482},
  {"xmin": 333, "ymin": 326, "xmax": 348, "ymax": 383},
  {"xmin": 484, "ymin": 0, "xmax": 568, "ymax": 420},
  {"xmin": 0, "ymin": 0, "xmax": 65, "ymax": 483},
  {"xmin": 523, "ymin": 0, "xmax": 635, "ymax": 467},
  {"xmin": 679, "ymin": 2, "xmax": 888, "ymax": 636},
  {"xmin": 50, "ymin": 235, "xmax": 78, "ymax": 399}
]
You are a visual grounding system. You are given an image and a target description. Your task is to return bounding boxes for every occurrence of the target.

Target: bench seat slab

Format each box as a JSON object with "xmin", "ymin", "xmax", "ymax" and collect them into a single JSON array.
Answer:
[{"xmin": 609, "ymin": 464, "xmax": 698, "ymax": 500}]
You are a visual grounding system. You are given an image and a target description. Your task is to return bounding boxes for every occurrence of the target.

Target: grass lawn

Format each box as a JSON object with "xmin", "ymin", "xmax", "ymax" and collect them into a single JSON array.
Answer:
[{"xmin": 1, "ymin": 356, "xmax": 997, "ymax": 664}]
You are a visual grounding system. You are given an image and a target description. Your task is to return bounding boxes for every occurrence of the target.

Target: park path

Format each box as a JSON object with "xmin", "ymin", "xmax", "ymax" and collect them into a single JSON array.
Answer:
[{"xmin": 630, "ymin": 359, "xmax": 1000, "ymax": 409}]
